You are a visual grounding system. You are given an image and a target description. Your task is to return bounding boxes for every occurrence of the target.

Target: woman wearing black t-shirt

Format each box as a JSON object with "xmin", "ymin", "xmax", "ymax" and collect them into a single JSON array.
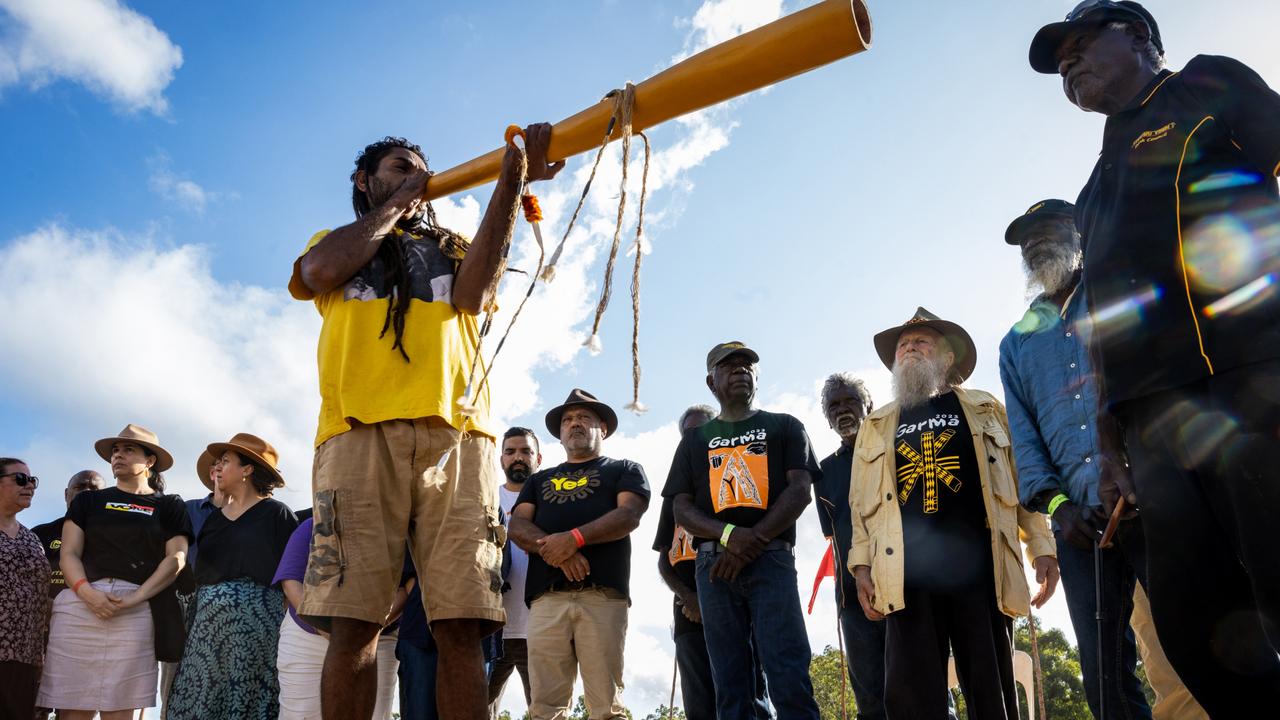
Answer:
[
  {"xmin": 167, "ymin": 433, "xmax": 298, "ymax": 720},
  {"xmin": 38, "ymin": 424, "xmax": 193, "ymax": 719}
]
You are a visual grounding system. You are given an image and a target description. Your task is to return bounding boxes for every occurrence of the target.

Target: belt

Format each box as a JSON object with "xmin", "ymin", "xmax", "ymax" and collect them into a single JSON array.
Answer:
[
  {"xmin": 549, "ymin": 579, "xmax": 597, "ymax": 592},
  {"xmin": 696, "ymin": 539, "xmax": 792, "ymax": 554}
]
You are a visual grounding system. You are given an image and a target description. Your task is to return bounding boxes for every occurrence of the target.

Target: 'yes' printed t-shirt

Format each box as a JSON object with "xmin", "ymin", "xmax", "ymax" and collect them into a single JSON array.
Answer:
[
  {"xmin": 67, "ymin": 487, "xmax": 194, "ymax": 586},
  {"xmin": 289, "ymin": 228, "xmax": 494, "ymax": 447},
  {"xmin": 515, "ymin": 456, "xmax": 650, "ymax": 606},
  {"xmin": 31, "ymin": 517, "xmax": 68, "ymax": 598},
  {"xmin": 663, "ymin": 410, "xmax": 821, "ymax": 546},
  {"xmin": 894, "ymin": 391, "xmax": 990, "ymax": 591}
]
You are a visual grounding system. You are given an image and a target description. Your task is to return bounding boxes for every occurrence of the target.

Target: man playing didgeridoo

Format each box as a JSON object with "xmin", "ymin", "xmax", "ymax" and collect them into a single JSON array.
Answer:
[{"xmin": 288, "ymin": 125, "xmax": 563, "ymax": 720}]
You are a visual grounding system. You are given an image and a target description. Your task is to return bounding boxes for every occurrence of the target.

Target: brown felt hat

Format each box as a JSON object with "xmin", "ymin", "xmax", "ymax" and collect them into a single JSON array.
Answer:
[
  {"xmin": 196, "ymin": 450, "xmax": 216, "ymax": 491},
  {"xmin": 94, "ymin": 424, "xmax": 174, "ymax": 472},
  {"xmin": 873, "ymin": 307, "xmax": 977, "ymax": 383},
  {"xmin": 544, "ymin": 388, "xmax": 619, "ymax": 440},
  {"xmin": 206, "ymin": 433, "xmax": 284, "ymax": 486}
]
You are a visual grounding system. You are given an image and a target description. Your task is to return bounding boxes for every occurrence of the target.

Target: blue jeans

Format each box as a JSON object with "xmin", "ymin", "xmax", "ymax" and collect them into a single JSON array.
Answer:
[
  {"xmin": 674, "ymin": 627, "xmax": 772, "ymax": 720},
  {"xmin": 837, "ymin": 604, "xmax": 887, "ymax": 720},
  {"xmin": 396, "ymin": 640, "xmax": 439, "ymax": 720},
  {"xmin": 695, "ymin": 547, "xmax": 820, "ymax": 719},
  {"xmin": 1055, "ymin": 521, "xmax": 1152, "ymax": 720}
]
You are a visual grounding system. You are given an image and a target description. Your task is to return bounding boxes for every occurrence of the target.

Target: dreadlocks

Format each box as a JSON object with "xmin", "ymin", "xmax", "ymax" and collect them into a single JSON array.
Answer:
[{"xmin": 351, "ymin": 136, "xmax": 445, "ymax": 361}]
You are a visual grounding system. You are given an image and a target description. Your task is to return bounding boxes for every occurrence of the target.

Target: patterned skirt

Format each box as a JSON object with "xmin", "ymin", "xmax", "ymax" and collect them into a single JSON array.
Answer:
[{"xmin": 167, "ymin": 580, "xmax": 285, "ymax": 720}]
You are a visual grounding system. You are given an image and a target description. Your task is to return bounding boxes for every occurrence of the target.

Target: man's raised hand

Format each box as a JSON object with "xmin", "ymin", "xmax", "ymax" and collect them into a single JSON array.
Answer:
[{"xmin": 520, "ymin": 122, "xmax": 565, "ymax": 182}]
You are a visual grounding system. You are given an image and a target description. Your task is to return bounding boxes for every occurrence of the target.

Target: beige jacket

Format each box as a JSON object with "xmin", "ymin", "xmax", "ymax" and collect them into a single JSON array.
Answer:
[{"xmin": 847, "ymin": 387, "xmax": 1055, "ymax": 618}]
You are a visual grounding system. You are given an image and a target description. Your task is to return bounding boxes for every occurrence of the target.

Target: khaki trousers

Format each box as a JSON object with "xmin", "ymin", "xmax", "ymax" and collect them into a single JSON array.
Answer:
[
  {"xmin": 1131, "ymin": 584, "xmax": 1209, "ymax": 720},
  {"xmin": 527, "ymin": 588, "xmax": 628, "ymax": 720}
]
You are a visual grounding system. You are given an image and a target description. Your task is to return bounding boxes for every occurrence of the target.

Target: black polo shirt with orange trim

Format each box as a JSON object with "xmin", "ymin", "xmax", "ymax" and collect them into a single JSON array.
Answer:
[{"xmin": 1075, "ymin": 55, "xmax": 1280, "ymax": 405}]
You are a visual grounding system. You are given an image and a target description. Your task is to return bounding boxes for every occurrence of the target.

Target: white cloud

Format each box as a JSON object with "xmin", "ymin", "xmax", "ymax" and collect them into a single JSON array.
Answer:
[
  {"xmin": 0, "ymin": 0, "xmax": 182, "ymax": 114},
  {"xmin": 675, "ymin": 0, "xmax": 786, "ymax": 60},
  {"xmin": 147, "ymin": 153, "xmax": 220, "ymax": 214}
]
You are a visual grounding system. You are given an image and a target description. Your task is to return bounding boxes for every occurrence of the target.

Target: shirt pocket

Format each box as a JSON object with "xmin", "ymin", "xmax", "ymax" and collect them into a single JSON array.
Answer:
[
  {"xmin": 980, "ymin": 422, "xmax": 1019, "ymax": 507},
  {"xmin": 852, "ymin": 442, "xmax": 887, "ymax": 520}
]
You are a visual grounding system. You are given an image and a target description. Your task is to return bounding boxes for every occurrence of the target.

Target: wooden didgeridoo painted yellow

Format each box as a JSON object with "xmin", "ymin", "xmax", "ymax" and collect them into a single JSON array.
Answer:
[{"xmin": 422, "ymin": 0, "xmax": 872, "ymax": 201}]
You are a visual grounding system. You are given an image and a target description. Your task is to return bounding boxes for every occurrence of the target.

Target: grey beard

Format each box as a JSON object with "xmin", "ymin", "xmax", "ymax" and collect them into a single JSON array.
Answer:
[
  {"xmin": 892, "ymin": 355, "xmax": 949, "ymax": 409},
  {"xmin": 1025, "ymin": 247, "xmax": 1082, "ymax": 297}
]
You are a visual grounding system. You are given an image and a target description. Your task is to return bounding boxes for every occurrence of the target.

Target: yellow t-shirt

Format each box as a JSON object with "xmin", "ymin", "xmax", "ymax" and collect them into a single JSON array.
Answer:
[{"xmin": 289, "ymin": 228, "xmax": 493, "ymax": 447}]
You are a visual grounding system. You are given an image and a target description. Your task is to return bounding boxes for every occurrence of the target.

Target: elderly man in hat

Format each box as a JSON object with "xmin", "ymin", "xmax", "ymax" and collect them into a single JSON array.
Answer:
[
  {"xmin": 1030, "ymin": 2, "xmax": 1280, "ymax": 711},
  {"xmin": 664, "ymin": 342, "xmax": 824, "ymax": 720},
  {"xmin": 508, "ymin": 389, "xmax": 650, "ymax": 720},
  {"xmin": 849, "ymin": 310, "xmax": 1058, "ymax": 720},
  {"xmin": 997, "ymin": 201, "xmax": 1164, "ymax": 720}
]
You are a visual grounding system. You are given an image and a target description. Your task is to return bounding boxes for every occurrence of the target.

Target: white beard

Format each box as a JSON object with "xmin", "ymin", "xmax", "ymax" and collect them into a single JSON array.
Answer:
[
  {"xmin": 892, "ymin": 354, "xmax": 950, "ymax": 409},
  {"xmin": 1024, "ymin": 244, "xmax": 1082, "ymax": 297}
]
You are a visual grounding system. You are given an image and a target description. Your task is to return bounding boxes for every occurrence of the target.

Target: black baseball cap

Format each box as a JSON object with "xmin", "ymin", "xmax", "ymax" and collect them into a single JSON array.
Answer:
[
  {"xmin": 1030, "ymin": 0, "xmax": 1163, "ymax": 74},
  {"xmin": 1005, "ymin": 199, "xmax": 1075, "ymax": 245},
  {"xmin": 706, "ymin": 341, "xmax": 759, "ymax": 372}
]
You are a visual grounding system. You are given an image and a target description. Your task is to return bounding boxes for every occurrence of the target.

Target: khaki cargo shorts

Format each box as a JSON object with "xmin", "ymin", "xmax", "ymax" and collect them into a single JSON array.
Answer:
[{"xmin": 299, "ymin": 416, "xmax": 506, "ymax": 632}]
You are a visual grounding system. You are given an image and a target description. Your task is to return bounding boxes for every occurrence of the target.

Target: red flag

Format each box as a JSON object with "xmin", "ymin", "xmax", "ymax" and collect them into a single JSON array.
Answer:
[{"xmin": 808, "ymin": 541, "xmax": 835, "ymax": 614}]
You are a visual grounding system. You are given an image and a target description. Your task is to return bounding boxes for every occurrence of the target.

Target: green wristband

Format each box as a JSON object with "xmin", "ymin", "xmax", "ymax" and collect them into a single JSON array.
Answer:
[
  {"xmin": 720, "ymin": 523, "xmax": 736, "ymax": 547},
  {"xmin": 1046, "ymin": 493, "xmax": 1071, "ymax": 517}
]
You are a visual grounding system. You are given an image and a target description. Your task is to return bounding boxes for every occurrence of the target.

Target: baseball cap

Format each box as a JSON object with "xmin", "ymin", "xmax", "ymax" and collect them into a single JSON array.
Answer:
[
  {"xmin": 705, "ymin": 341, "xmax": 760, "ymax": 372},
  {"xmin": 1029, "ymin": 0, "xmax": 1163, "ymax": 74},
  {"xmin": 1005, "ymin": 199, "xmax": 1075, "ymax": 245}
]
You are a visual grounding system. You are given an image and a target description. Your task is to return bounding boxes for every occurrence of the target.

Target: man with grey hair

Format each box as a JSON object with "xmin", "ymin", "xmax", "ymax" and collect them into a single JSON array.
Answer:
[
  {"xmin": 850, "ymin": 308, "xmax": 1058, "ymax": 720},
  {"xmin": 998, "ymin": 200, "xmax": 1158, "ymax": 720},
  {"xmin": 1031, "ymin": 2, "xmax": 1280, "ymax": 712},
  {"xmin": 814, "ymin": 373, "xmax": 888, "ymax": 720}
]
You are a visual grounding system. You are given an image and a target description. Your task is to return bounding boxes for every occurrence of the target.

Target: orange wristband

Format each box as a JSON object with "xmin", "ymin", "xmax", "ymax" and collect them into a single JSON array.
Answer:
[
  {"xmin": 571, "ymin": 528, "xmax": 586, "ymax": 548},
  {"xmin": 72, "ymin": 578, "xmax": 89, "ymax": 594}
]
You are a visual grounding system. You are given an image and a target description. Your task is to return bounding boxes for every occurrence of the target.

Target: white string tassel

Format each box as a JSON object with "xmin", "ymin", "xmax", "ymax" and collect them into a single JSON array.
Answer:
[
  {"xmin": 456, "ymin": 381, "xmax": 479, "ymax": 418},
  {"xmin": 624, "ymin": 400, "xmax": 648, "ymax": 415},
  {"xmin": 583, "ymin": 333, "xmax": 603, "ymax": 355}
]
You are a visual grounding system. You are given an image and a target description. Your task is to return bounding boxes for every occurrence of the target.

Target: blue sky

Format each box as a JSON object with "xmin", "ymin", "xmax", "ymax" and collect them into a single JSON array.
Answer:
[{"xmin": 3, "ymin": 0, "xmax": 1278, "ymax": 713}]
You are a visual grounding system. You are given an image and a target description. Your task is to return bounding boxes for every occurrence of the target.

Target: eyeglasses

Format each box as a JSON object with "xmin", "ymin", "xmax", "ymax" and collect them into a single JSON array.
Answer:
[{"xmin": 1, "ymin": 472, "xmax": 39, "ymax": 488}]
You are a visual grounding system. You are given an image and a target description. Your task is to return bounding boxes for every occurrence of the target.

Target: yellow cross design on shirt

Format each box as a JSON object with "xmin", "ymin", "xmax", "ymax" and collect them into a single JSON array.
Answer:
[{"xmin": 896, "ymin": 429, "xmax": 962, "ymax": 514}]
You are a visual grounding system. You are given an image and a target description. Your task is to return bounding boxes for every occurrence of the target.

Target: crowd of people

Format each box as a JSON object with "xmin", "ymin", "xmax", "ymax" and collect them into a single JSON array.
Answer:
[{"xmin": 3, "ymin": 2, "xmax": 1279, "ymax": 718}]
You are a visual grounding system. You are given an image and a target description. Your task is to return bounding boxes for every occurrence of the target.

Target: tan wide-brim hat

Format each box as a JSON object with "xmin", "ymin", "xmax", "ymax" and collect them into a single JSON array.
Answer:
[
  {"xmin": 206, "ymin": 433, "xmax": 284, "ymax": 486},
  {"xmin": 94, "ymin": 424, "xmax": 174, "ymax": 472},
  {"xmin": 196, "ymin": 450, "xmax": 216, "ymax": 491},
  {"xmin": 873, "ymin": 306, "xmax": 978, "ymax": 384}
]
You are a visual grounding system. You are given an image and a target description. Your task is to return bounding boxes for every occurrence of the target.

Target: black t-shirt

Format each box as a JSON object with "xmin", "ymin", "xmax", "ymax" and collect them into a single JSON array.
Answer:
[
  {"xmin": 195, "ymin": 497, "xmax": 298, "ymax": 587},
  {"xmin": 31, "ymin": 517, "xmax": 67, "ymax": 599},
  {"xmin": 816, "ymin": 447, "xmax": 858, "ymax": 609},
  {"xmin": 1076, "ymin": 55, "xmax": 1280, "ymax": 405},
  {"xmin": 516, "ymin": 456, "xmax": 650, "ymax": 605},
  {"xmin": 652, "ymin": 495, "xmax": 700, "ymax": 638},
  {"xmin": 662, "ymin": 410, "xmax": 821, "ymax": 546},
  {"xmin": 67, "ymin": 487, "xmax": 194, "ymax": 586},
  {"xmin": 894, "ymin": 392, "xmax": 990, "ymax": 591}
]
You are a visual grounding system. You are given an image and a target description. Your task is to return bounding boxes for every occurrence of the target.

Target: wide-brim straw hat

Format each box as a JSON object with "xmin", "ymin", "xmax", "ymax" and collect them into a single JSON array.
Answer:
[
  {"xmin": 196, "ymin": 450, "xmax": 216, "ymax": 491},
  {"xmin": 545, "ymin": 388, "xmax": 619, "ymax": 440},
  {"xmin": 95, "ymin": 424, "xmax": 174, "ymax": 472},
  {"xmin": 206, "ymin": 433, "xmax": 284, "ymax": 486},
  {"xmin": 873, "ymin": 307, "xmax": 978, "ymax": 384}
]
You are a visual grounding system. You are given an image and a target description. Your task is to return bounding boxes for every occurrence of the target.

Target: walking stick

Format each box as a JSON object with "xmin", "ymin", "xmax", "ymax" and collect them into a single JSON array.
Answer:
[
  {"xmin": 1094, "ymin": 538, "xmax": 1107, "ymax": 719},
  {"xmin": 668, "ymin": 654, "xmax": 678, "ymax": 720}
]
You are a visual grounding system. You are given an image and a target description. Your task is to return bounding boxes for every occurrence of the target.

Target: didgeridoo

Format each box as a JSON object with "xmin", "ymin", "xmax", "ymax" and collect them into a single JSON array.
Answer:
[{"xmin": 421, "ymin": 0, "xmax": 872, "ymax": 201}]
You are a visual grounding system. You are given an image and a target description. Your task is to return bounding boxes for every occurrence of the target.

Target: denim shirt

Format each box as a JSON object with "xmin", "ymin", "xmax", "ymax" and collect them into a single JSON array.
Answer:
[
  {"xmin": 998, "ymin": 285, "xmax": 1102, "ymax": 511},
  {"xmin": 184, "ymin": 493, "xmax": 219, "ymax": 568}
]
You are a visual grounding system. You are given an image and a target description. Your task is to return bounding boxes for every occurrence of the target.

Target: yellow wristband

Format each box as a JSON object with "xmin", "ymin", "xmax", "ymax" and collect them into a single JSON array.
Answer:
[
  {"xmin": 1047, "ymin": 493, "xmax": 1071, "ymax": 517},
  {"xmin": 720, "ymin": 523, "xmax": 736, "ymax": 547}
]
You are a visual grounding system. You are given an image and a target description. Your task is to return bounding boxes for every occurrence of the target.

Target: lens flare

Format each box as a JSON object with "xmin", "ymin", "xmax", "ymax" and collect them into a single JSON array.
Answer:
[
  {"xmin": 1187, "ymin": 170, "xmax": 1263, "ymax": 194},
  {"xmin": 1184, "ymin": 214, "xmax": 1260, "ymax": 294},
  {"xmin": 1202, "ymin": 274, "xmax": 1276, "ymax": 318},
  {"xmin": 1092, "ymin": 284, "xmax": 1162, "ymax": 336}
]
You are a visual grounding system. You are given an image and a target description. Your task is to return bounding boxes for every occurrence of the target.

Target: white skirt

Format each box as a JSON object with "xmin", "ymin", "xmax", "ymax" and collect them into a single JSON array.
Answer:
[
  {"xmin": 37, "ymin": 579, "xmax": 158, "ymax": 711},
  {"xmin": 275, "ymin": 615, "xmax": 400, "ymax": 720}
]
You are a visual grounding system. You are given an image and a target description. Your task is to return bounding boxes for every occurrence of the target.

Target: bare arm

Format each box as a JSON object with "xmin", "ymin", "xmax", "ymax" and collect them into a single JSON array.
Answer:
[
  {"xmin": 537, "ymin": 492, "xmax": 648, "ymax": 566},
  {"xmin": 59, "ymin": 520, "xmax": 119, "ymax": 619},
  {"xmin": 296, "ymin": 185, "xmax": 423, "ymax": 297},
  {"xmin": 453, "ymin": 122, "xmax": 564, "ymax": 315},
  {"xmin": 281, "ymin": 578, "xmax": 304, "ymax": 611},
  {"xmin": 508, "ymin": 502, "xmax": 548, "ymax": 555},
  {"xmin": 672, "ymin": 493, "xmax": 727, "ymax": 541},
  {"xmin": 749, "ymin": 469, "xmax": 814, "ymax": 541},
  {"xmin": 118, "ymin": 535, "xmax": 188, "ymax": 608}
]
